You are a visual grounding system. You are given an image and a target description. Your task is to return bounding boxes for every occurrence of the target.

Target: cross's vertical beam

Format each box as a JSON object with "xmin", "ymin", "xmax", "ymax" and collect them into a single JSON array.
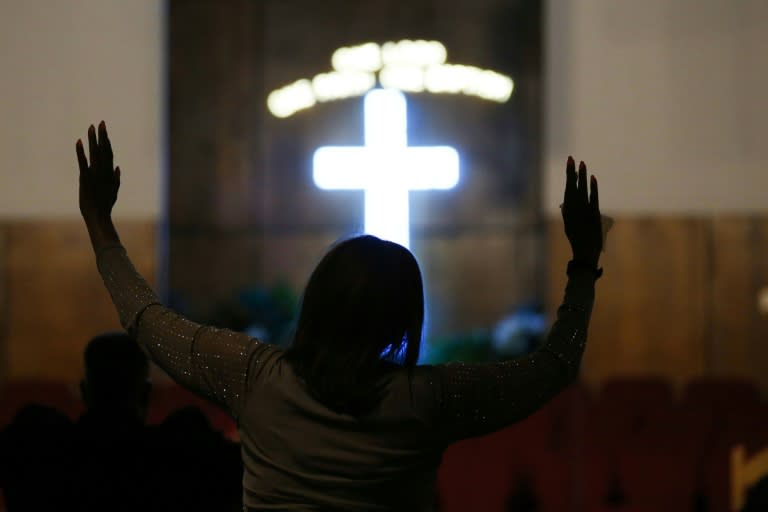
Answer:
[
  {"xmin": 365, "ymin": 89, "xmax": 407, "ymax": 147},
  {"xmin": 364, "ymin": 90, "xmax": 410, "ymax": 247}
]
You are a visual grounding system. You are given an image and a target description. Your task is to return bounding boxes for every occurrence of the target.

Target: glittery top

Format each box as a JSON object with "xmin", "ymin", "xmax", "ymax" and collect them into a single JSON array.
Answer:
[{"xmin": 97, "ymin": 244, "xmax": 596, "ymax": 511}]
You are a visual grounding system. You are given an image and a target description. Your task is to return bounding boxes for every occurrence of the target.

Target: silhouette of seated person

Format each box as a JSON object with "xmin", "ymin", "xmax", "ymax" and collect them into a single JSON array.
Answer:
[
  {"xmin": 78, "ymin": 330, "xmax": 151, "ymax": 430},
  {"xmin": 742, "ymin": 474, "xmax": 768, "ymax": 512},
  {"xmin": 0, "ymin": 333, "xmax": 155, "ymax": 511},
  {"xmin": 0, "ymin": 404, "xmax": 73, "ymax": 511},
  {"xmin": 68, "ymin": 331, "xmax": 158, "ymax": 510},
  {"xmin": 74, "ymin": 332, "xmax": 242, "ymax": 511},
  {"xmin": 155, "ymin": 405, "xmax": 243, "ymax": 512}
]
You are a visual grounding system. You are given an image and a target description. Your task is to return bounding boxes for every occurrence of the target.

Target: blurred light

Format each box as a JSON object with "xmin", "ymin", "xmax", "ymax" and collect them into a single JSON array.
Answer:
[
  {"xmin": 266, "ymin": 79, "xmax": 315, "ymax": 118},
  {"xmin": 424, "ymin": 64, "xmax": 514, "ymax": 102},
  {"xmin": 313, "ymin": 89, "xmax": 459, "ymax": 249},
  {"xmin": 331, "ymin": 42, "xmax": 382, "ymax": 72},
  {"xmin": 381, "ymin": 40, "xmax": 447, "ymax": 67},
  {"xmin": 379, "ymin": 65, "xmax": 425, "ymax": 92},
  {"xmin": 758, "ymin": 287, "xmax": 768, "ymax": 315},
  {"xmin": 312, "ymin": 70, "xmax": 376, "ymax": 102},
  {"xmin": 266, "ymin": 39, "xmax": 514, "ymax": 118}
]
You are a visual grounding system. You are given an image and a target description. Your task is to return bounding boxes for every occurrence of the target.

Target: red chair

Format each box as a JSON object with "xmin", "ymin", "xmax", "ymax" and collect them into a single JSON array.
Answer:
[
  {"xmin": 580, "ymin": 378, "xmax": 680, "ymax": 511},
  {"xmin": 683, "ymin": 377, "xmax": 761, "ymax": 411},
  {"xmin": 585, "ymin": 378, "xmax": 676, "ymax": 457},
  {"xmin": 541, "ymin": 382, "xmax": 589, "ymax": 455},
  {"xmin": 616, "ymin": 451, "xmax": 697, "ymax": 512},
  {"xmin": 681, "ymin": 379, "xmax": 765, "ymax": 510},
  {"xmin": 601, "ymin": 378, "xmax": 675, "ymax": 408},
  {"xmin": 699, "ymin": 404, "xmax": 768, "ymax": 512},
  {"xmin": 581, "ymin": 452, "xmax": 623, "ymax": 512},
  {"xmin": 438, "ymin": 434, "xmax": 518, "ymax": 512},
  {"xmin": 525, "ymin": 450, "xmax": 574, "ymax": 512},
  {"xmin": 588, "ymin": 506, "xmax": 658, "ymax": 512}
]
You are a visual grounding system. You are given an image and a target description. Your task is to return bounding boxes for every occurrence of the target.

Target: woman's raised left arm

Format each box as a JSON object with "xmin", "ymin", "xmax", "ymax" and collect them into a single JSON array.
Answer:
[{"xmin": 76, "ymin": 122, "xmax": 276, "ymax": 419}]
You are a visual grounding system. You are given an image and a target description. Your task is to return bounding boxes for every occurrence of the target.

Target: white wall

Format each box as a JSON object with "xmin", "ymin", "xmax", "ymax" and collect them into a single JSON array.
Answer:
[
  {"xmin": 3, "ymin": 1, "xmax": 766, "ymax": 218},
  {"xmin": 0, "ymin": 0, "xmax": 164, "ymax": 219},
  {"xmin": 544, "ymin": 0, "xmax": 768, "ymax": 214}
]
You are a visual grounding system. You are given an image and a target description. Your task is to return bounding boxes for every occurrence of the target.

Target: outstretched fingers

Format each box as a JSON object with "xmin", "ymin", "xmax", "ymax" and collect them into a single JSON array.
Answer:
[
  {"xmin": 87, "ymin": 125, "xmax": 99, "ymax": 169},
  {"xmin": 98, "ymin": 121, "xmax": 113, "ymax": 170},
  {"xmin": 578, "ymin": 161, "xmax": 588, "ymax": 204},
  {"xmin": 590, "ymin": 175, "xmax": 599, "ymax": 212},
  {"xmin": 76, "ymin": 139, "xmax": 88, "ymax": 176},
  {"xmin": 564, "ymin": 156, "xmax": 577, "ymax": 202}
]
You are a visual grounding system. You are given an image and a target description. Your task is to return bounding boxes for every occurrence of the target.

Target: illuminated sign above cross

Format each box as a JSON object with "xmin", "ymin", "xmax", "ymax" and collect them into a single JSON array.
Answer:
[{"xmin": 313, "ymin": 89, "xmax": 459, "ymax": 248}]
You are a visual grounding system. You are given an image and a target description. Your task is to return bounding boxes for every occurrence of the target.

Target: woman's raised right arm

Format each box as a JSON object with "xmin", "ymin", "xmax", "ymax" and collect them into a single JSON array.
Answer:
[
  {"xmin": 417, "ymin": 157, "xmax": 604, "ymax": 442},
  {"xmin": 426, "ymin": 264, "xmax": 596, "ymax": 442}
]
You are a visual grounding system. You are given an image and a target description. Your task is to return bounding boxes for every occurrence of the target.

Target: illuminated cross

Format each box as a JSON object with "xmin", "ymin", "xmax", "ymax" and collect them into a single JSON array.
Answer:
[{"xmin": 313, "ymin": 89, "xmax": 459, "ymax": 249}]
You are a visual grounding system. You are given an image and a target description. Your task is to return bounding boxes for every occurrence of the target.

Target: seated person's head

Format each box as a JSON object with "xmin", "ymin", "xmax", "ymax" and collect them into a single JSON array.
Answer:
[
  {"xmin": 79, "ymin": 332, "xmax": 150, "ymax": 421},
  {"xmin": 743, "ymin": 474, "xmax": 768, "ymax": 512}
]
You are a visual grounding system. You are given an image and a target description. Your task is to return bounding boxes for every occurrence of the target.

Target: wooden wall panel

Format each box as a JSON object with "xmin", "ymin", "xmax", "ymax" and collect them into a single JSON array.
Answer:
[
  {"xmin": 2, "ymin": 220, "xmax": 156, "ymax": 384},
  {"xmin": 0, "ymin": 227, "xmax": 6, "ymax": 384},
  {"xmin": 548, "ymin": 215, "xmax": 768, "ymax": 395},
  {"xmin": 3, "ymin": 215, "xmax": 768, "ymax": 393},
  {"xmin": 548, "ymin": 217, "xmax": 709, "ymax": 391},
  {"xmin": 710, "ymin": 217, "xmax": 768, "ymax": 391}
]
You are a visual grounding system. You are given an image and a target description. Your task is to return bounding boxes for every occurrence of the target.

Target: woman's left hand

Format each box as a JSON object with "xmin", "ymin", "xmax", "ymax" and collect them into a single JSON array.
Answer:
[{"xmin": 76, "ymin": 121, "xmax": 120, "ymax": 222}]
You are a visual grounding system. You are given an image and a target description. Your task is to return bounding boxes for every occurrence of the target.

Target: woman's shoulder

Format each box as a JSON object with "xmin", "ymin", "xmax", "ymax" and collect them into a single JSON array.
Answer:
[{"xmin": 246, "ymin": 341, "xmax": 287, "ymax": 381}]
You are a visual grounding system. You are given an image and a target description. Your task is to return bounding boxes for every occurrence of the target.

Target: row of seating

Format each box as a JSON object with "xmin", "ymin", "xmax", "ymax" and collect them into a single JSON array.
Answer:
[
  {"xmin": 438, "ymin": 377, "xmax": 768, "ymax": 512},
  {"xmin": 0, "ymin": 379, "xmax": 238, "ymax": 439},
  {"xmin": 2, "ymin": 376, "xmax": 766, "ymax": 511}
]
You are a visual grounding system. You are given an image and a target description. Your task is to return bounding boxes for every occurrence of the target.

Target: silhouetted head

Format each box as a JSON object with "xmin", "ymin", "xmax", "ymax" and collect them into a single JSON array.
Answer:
[
  {"xmin": 285, "ymin": 235, "xmax": 424, "ymax": 414},
  {"xmin": 79, "ymin": 332, "xmax": 150, "ymax": 421},
  {"xmin": 743, "ymin": 474, "xmax": 768, "ymax": 512}
]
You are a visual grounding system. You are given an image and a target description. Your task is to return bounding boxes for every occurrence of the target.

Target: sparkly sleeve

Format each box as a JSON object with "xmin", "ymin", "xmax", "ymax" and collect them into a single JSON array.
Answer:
[
  {"xmin": 96, "ymin": 244, "xmax": 263, "ymax": 420},
  {"xmin": 422, "ymin": 268, "xmax": 596, "ymax": 442}
]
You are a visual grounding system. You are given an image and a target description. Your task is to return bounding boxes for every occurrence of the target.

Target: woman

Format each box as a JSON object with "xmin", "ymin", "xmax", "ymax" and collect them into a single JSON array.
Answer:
[{"xmin": 76, "ymin": 121, "xmax": 603, "ymax": 511}]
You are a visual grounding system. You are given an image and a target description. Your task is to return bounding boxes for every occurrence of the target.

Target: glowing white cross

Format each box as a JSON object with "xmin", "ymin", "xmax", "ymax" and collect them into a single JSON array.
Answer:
[{"xmin": 313, "ymin": 89, "xmax": 459, "ymax": 249}]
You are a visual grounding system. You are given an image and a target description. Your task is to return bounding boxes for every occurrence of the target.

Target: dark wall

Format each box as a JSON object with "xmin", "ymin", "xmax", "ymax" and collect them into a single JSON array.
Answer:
[{"xmin": 168, "ymin": 0, "xmax": 543, "ymax": 339}]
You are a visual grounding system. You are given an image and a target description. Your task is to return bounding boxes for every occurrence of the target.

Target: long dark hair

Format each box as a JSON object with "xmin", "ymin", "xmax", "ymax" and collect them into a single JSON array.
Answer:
[{"xmin": 285, "ymin": 235, "xmax": 424, "ymax": 414}]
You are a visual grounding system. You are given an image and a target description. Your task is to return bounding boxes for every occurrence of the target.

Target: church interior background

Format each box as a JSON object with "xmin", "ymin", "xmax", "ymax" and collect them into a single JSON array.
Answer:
[
  {"xmin": 2, "ymin": 1, "xmax": 768, "ymax": 510},
  {"xmin": 166, "ymin": 0, "xmax": 544, "ymax": 362}
]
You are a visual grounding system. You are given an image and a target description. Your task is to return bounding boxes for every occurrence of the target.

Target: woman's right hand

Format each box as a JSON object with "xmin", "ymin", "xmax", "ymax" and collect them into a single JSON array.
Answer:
[
  {"xmin": 76, "ymin": 121, "xmax": 121, "ymax": 251},
  {"xmin": 562, "ymin": 156, "xmax": 602, "ymax": 267},
  {"xmin": 76, "ymin": 121, "xmax": 120, "ymax": 223}
]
